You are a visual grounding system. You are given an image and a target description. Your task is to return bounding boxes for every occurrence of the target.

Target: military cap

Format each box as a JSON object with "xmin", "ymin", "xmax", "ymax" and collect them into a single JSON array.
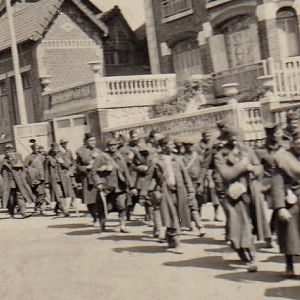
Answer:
[
  {"xmin": 286, "ymin": 111, "xmax": 299, "ymax": 121},
  {"xmin": 137, "ymin": 143, "xmax": 150, "ymax": 153},
  {"xmin": 182, "ymin": 138, "xmax": 194, "ymax": 145},
  {"xmin": 12, "ymin": 158, "xmax": 24, "ymax": 168},
  {"xmin": 29, "ymin": 138, "xmax": 36, "ymax": 144},
  {"xmin": 106, "ymin": 138, "xmax": 119, "ymax": 145},
  {"xmin": 149, "ymin": 129, "xmax": 159, "ymax": 138},
  {"xmin": 5, "ymin": 143, "xmax": 13, "ymax": 149},
  {"xmin": 59, "ymin": 138, "xmax": 69, "ymax": 145},
  {"xmin": 218, "ymin": 125, "xmax": 238, "ymax": 141},
  {"xmin": 129, "ymin": 129, "xmax": 140, "ymax": 141},
  {"xmin": 84, "ymin": 133, "xmax": 95, "ymax": 141},
  {"xmin": 51, "ymin": 142, "xmax": 60, "ymax": 148},
  {"xmin": 264, "ymin": 122, "xmax": 280, "ymax": 136}
]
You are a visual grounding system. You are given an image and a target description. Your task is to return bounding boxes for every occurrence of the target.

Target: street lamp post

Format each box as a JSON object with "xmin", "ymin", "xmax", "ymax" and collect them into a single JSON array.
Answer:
[{"xmin": 5, "ymin": 0, "xmax": 28, "ymax": 125}]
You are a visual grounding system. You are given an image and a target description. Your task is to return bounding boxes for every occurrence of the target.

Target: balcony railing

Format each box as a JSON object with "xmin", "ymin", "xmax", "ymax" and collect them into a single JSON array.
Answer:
[
  {"xmin": 212, "ymin": 62, "xmax": 265, "ymax": 97},
  {"xmin": 264, "ymin": 57, "xmax": 300, "ymax": 98},
  {"xmin": 43, "ymin": 74, "xmax": 177, "ymax": 119}
]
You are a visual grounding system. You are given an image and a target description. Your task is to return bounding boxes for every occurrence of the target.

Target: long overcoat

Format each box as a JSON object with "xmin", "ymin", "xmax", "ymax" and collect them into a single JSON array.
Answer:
[
  {"xmin": 44, "ymin": 153, "xmax": 71, "ymax": 202},
  {"xmin": 155, "ymin": 154, "xmax": 194, "ymax": 229},
  {"xmin": 272, "ymin": 148, "xmax": 300, "ymax": 255},
  {"xmin": 1, "ymin": 153, "xmax": 35, "ymax": 208},
  {"xmin": 76, "ymin": 146, "xmax": 104, "ymax": 205},
  {"xmin": 214, "ymin": 143, "xmax": 270, "ymax": 248}
]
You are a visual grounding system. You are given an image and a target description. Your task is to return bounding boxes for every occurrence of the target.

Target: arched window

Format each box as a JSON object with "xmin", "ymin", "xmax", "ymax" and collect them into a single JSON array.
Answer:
[
  {"xmin": 218, "ymin": 15, "xmax": 261, "ymax": 68},
  {"xmin": 172, "ymin": 39, "xmax": 202, "ymax": 81},
  {"xmin": 277, "ymin": 7, "xmax": 300, "ymax": 57}
]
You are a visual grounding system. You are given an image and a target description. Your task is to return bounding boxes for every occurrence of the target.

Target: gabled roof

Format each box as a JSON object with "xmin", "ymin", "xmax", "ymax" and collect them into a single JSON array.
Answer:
[{"xmin": 0, "ymin": 0, "xmax": 108, "ymax": 52}]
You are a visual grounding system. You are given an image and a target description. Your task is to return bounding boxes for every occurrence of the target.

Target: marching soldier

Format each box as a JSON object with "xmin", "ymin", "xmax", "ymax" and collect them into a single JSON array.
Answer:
[
  {"xmin": 271, "ymin": 128, "xmax": 300, "ymax": 277},
  {"xmin": 24, "ymin": 139, "xmax": 46, "ymax": 214},
  {"xmin": 153, "ymin": 135, "xmax": 194, "ymax": 253},
  {"xmin": 214, "ymin": 127, "xmax": 262, "ymax": 272},
  {"xmin": 44, "ymin": 142, "xmax": 72, "ymax": 217},
  {"xmin": 181, "ymin": 139, "xmax": 206, "ymax": 236},
  {"xmin": 92, "ymin": 139, "xmax": 136, "ymax": 233},
  {"xmin": 2, "ymin": 143, "xmax": 34, "ymax": 218},
  {"xmin": 76, "ymin": 133, "xmax": 103, "ymax": 223}
]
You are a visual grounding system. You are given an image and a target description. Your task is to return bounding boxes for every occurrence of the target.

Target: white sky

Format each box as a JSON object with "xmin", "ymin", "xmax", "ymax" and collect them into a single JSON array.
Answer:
[{"xmin": 91, "ymin": 0, "xmax": 146, "ymax": 30}]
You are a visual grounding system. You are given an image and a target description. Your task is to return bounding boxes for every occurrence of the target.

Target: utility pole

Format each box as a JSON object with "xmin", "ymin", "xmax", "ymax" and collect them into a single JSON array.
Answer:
[{"xmin": 5, "ymin": 0, "xmax": 28, "ymax": 124}]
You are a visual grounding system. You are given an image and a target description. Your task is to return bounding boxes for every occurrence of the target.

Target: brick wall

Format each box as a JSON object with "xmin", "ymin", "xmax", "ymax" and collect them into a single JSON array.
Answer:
[
  {"xmin": 151, "ymin": 0, "xmax": 209, "ymax": 74},
  {"xmin": 40, "ymin": 2, "xmax": 104, "ymax": 90}
]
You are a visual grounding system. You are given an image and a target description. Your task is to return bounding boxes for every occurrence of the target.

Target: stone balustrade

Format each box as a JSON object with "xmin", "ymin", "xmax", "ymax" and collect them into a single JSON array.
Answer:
[
  {"xmin": 43, "ymin": 74, "xmax": 177, "ymax": 119},
  {"xmin": 96, "ymin": 74, "xmax": 176, "ymax": 108}
]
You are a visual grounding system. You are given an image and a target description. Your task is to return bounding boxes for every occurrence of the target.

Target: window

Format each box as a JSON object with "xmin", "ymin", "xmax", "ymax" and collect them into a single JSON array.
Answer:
[
  {"xmin": 0, "ymin": 80, "xmax": 7, "ymax": 96},
  {"xmin": 57, "ymin": 119, "xmax": 71, "ymax": 129},
  {"xmin": 104, "ymin": 51, "xmax": 131, "ymax": 65},
  {"xmin": 9, "ymin": 71, "xmax": 31, "ymax": 91},
  {"xmin": 219, "ymin": 15, "xmax": 261, "ymax": 68},
  {"xmin": 161, "ymin": 0, "xmax": 192, "ymax": 18},
  {"xmin": 73, "ymin": 117, "xmax": 86, "ymax": 126},
  {"xmin": 277, "ymin": 7, "xmax": 300, "ymax": 57},
  {"xmin": 172, "ymin": 39, "xmax": 203, "ymax": 81}
]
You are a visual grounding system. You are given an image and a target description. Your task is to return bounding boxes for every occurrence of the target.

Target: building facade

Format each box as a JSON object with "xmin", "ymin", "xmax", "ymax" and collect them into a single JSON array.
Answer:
[
  {"xmin": 145, "ymin": 0, "xmax": 300, "ymax": 96},
  {"xmin": 0, "ymin": 0, "xmax": 151, "ymax": 150}
]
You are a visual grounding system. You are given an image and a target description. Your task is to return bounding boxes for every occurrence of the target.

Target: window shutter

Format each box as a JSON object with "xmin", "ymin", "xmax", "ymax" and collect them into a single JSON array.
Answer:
[{"xmin": 208, "ymin": 34, "xmax": 229, "ymax": 73}]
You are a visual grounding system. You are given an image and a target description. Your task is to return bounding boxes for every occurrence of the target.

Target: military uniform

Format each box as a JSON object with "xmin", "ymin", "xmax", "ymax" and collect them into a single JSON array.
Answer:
[
  {"xmin": 24, "ymin": 140, "xmax": 46, "ymax": 213},
  {"xmin": 92, "ymin": 139, "xmax": 135, "ymax": 233},
  {"xmin": 2, "ymin": 144, "xmax": 35, "ymax": 218}
]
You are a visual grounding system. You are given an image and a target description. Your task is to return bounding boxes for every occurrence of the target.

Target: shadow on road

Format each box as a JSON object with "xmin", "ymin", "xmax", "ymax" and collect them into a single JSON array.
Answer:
[
  {"xmin": 98, "ymin": 235, "xmax": 150, "ymax": 242},
  {"xmin": 114, "ymin": 245, "xmax": 166, "ymax": 254},
  {"xmin": 216, "ymin": 270, "xmax": 288, "ymax": 283},
  {"xmin": 65, "ymin": 228, "xmax": 114, "ymax": 235},
  {"xmin": 163, "ymin": 255, "xmax": 240, "ymax": 271},
  {"xmin": 48, "ymin": 223, "xmax": 92, "ymax": 229},
  {"xmin": 265, "ymin": 286, "xmax": 300, "ymax": 299},
  {"xmin": 261, "ymin": 255, "xmax": 300, "ymax": 264},
  {"xmin": 182, "ymin": 237, "xmax": 225, "ymax": 246}
]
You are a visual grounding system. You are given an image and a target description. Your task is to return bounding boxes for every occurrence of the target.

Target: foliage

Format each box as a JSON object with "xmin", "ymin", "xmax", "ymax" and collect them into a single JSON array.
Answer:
[{"xmin": 149, "ymin": 77, "xmax": 214, "ymax": 119}]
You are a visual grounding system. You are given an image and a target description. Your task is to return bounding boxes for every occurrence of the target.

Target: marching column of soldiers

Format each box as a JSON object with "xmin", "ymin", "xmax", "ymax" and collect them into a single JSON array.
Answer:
[{"xmin": 1, "ymin": 113, "xmax": 300, "ymax": 276}]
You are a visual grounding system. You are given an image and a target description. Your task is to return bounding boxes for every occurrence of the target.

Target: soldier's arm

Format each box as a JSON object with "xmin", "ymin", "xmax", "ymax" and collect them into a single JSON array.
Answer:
[
  {"xmin": 214, "ymin": 151, "xmax": 249, "ymax": 182},
  {"xmin": 271, "ymin": 169, "xmax": 286, "ymax": 210}
]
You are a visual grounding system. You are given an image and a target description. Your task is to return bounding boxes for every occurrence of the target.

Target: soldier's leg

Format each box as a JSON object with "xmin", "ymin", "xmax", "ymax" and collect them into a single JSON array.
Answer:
[
  {"xmin": 116, "ymin": 193, "xmax": 129, "ymax": 233},
  {"xmin": 35, "ymin": 183, "xmax": 46, "ymax": 213},
  {"xmin": 285, "ymin": 255, "xmax": 295, "ymax": 276},
  {"xmin": 16, "ymin": 191, "xmax": 27, "ymax": 217},
  {"xmin": 189, "ymin": 195, "xmax": 206, "ymax": 237},
  {"xmin": 7, "ymin": 189, "xmax": 16, "ymax": 217}
]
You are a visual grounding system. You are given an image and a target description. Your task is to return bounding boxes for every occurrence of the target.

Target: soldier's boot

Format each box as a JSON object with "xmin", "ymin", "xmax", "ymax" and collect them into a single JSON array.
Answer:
[
  {"xmin": 285, "ymin": 255, "xmax": 296, "ymax": 277},
  {"xmin": 145, "ymin": 205, "xmax": 154, "ymax": 227},
  {"xmin": 120, "ymin": 216, "xmax": 130, "ymax": 233},
  {"xmin": 191, "ymin": 210, "xmax": 206, "ymax": 237},
  {"xmin": 153, "ymin": 210, "xmax": 165, "ymax": 241},
  {"xmin": 214, "ymin": 204, "xmax": 222, "ymax": 222},
  {"xmin": 99, "ymin": 218, "xmax": 106, "ymax": 233},
  {"xmin": 60, "ymin": 198, "xmax": 70, "ymax": 217},
  {"xmin": 245, "ymin": 248, "xmax": 258, "ymax": 273}
]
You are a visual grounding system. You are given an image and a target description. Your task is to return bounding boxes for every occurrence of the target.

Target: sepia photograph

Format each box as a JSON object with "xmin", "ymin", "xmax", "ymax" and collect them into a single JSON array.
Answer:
[{"xmin": 0, "ymin": 0, "xmax": 300, "ymax": 299}]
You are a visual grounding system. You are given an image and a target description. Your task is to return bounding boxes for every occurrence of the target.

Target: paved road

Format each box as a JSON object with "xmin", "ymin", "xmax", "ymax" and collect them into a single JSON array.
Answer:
[{"xmin": 0, "ymin": 204, "xmax": 299, "ymax": 300}]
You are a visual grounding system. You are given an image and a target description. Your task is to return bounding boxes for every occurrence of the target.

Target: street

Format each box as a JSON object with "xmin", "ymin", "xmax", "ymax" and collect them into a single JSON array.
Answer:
[{"xmin": 0, "ymin": 204, "xmax": 299, "ymax": 300}]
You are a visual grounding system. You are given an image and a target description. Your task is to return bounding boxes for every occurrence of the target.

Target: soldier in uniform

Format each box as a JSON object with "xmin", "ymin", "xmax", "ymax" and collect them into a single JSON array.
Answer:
[
  {"xmin": 76, "ymin": 133, "xmax": 103, "ymax": 223},
  {"xmin": 24, "ymin": 139, "xmax": 46, "ymax": 214},
  {"xmin": 59, "ymin": 138, "xmax": 79, "ymax": 211},
  {"xmin": 181, "ymin": 139, "xmax": 206, "ymax": 236},
  {"xmin": 271, "ymin": 129, "xmax": 300, "ymax": 277},
  {"xmin": 1, "ymin": 143, "xmax": 34, "ymax": 218},
  {"xmin": 255, "ymin": 123, "xmax": 283, "ymax": 244},
  {"xmin": 214, "ymin": 127, "xmax": 263, "ymax": 272},
  {"xmin": 119, "ymin": 129, "xmax": 142, "ymax": 220},
  {"xmin": 92, "ymin": 139, "xmax": 136, "ymax": 233},
  {"xmin": 153, "ymin": 135, "xmax": 194, "ymax": 253},
  {"xmin": 44, "ymin": 142, "xmax": 72, "ymax": 217}
]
